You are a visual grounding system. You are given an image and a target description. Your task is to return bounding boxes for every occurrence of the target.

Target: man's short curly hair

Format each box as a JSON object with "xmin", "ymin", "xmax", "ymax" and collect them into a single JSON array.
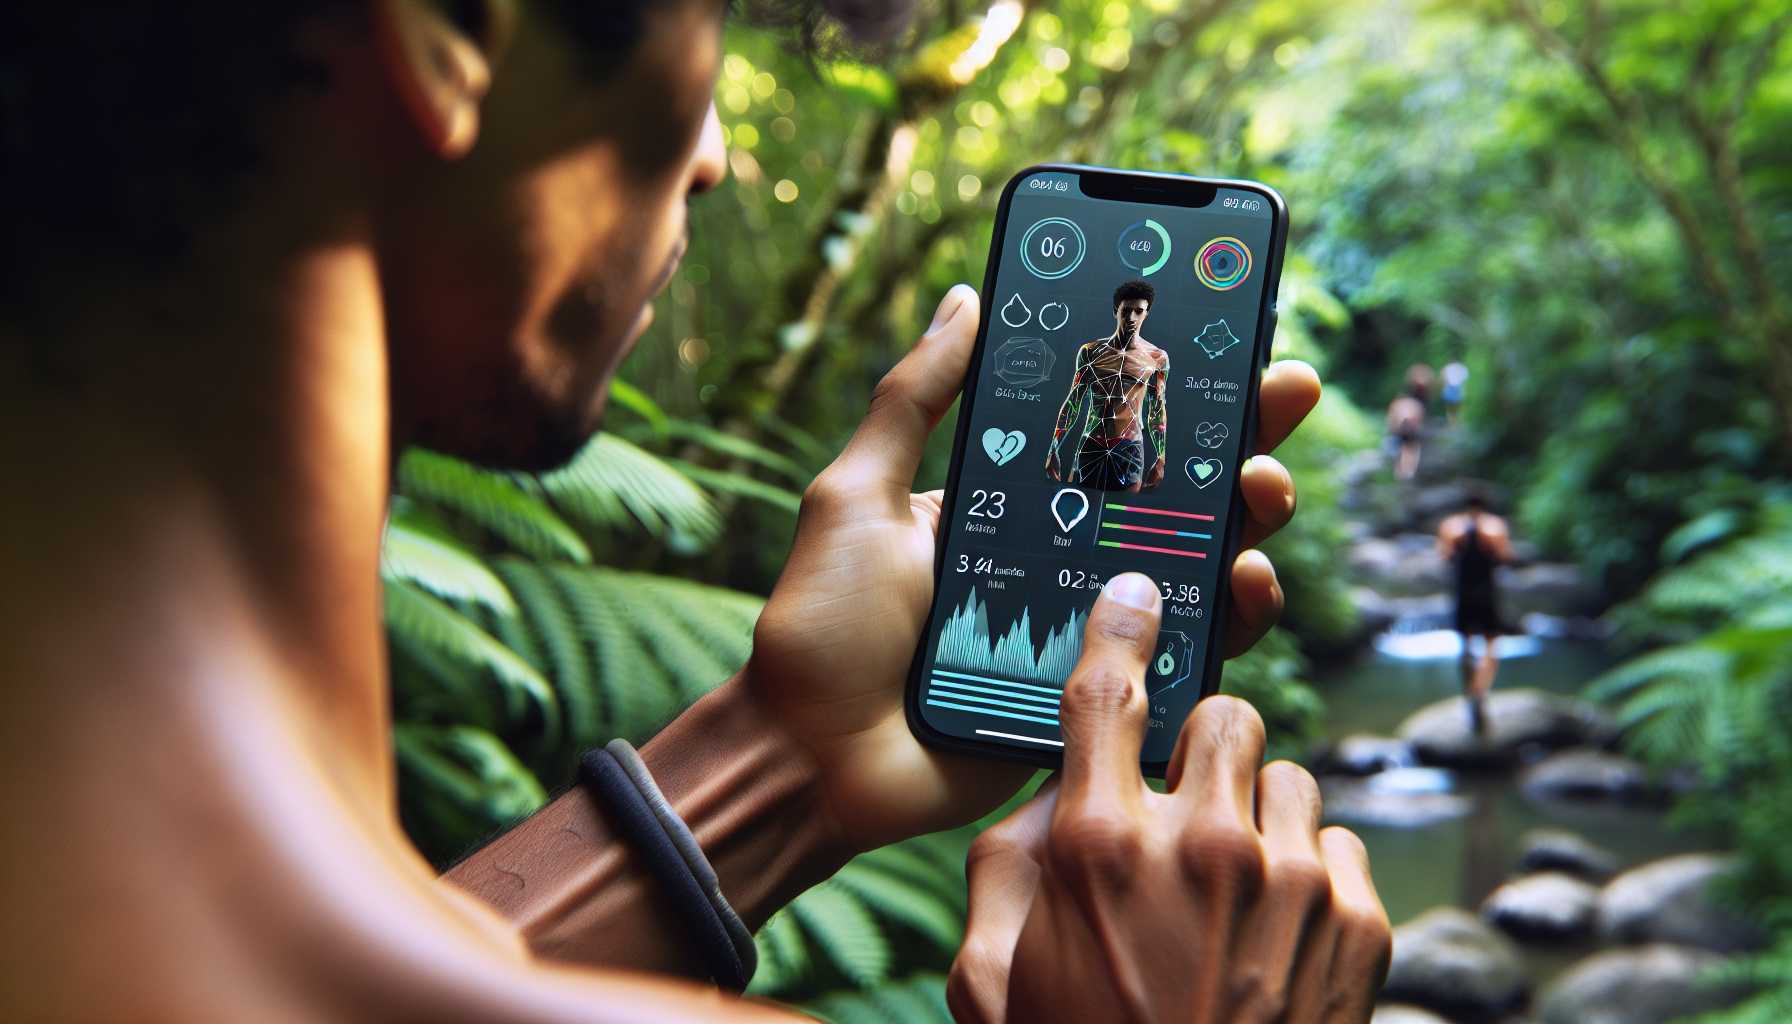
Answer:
[{"xmin": 1113, "ymin": 280, "xmax": 1156, "ymax": 310}]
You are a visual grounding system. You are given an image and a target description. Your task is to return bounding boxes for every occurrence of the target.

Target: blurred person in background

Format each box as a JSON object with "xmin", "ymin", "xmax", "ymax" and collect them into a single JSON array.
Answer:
[
  {"xmin": 1436, "ymin": 488, "xmax": 1513, "ymax": 735},
  {"xmin": 1440, "ymin": 360, "xmax": 1468, "ymax": 424},
  {"xmin": 0, "ymin": 1, "xmax": 1388, "ymax": 1020},
  {"xmin": 1385, "ymin": 363, "xmax": 1432, "ymax": 481}
]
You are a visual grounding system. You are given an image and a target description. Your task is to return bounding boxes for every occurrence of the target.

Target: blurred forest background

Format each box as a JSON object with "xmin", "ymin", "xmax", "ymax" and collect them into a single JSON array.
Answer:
[{"xmin": 381, "ymin": 0, "xmax": 1792, "ymax": 1020}]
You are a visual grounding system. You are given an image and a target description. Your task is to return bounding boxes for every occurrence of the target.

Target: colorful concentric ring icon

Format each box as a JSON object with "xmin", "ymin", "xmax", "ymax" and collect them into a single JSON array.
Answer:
[{"xmin": 1194, "ymin": 236, "xmax": 1252, "ymax": 291}]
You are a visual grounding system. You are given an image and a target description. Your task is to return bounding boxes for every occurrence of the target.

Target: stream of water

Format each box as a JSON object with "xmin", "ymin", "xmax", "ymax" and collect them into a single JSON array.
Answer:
[{"xmin": 1315, "ymin": 632, "xmax": 1714, "ymax": 930}]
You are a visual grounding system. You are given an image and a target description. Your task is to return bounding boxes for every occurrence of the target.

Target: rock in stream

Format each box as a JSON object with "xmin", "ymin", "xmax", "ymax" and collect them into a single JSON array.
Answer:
[
  {"xmin": 1516, "ymin": 828, "xmax": 1619, "ymax": 882},
  {"xmin": 1539, "ymin": 944, "xmax": 1758, "ymax": 1024},
  {"xmin": 1599, "ymin": 853, "xmax": 1767, "ymax": 953},
  {"xmin": 1480, "ymin": 871, "xmax": 1598, "ymax": 942},
  {"xmin": 1380, "ymin": 907, "xmax": 1529, "ymax": 1023},
  {"xmin": 1396, "ymin": 689, "xmax": 1615, "ymax": 770}
]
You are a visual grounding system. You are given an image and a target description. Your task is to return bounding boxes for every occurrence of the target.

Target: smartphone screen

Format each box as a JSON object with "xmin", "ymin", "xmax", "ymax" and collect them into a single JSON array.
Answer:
[{"xmin": 909, "ymin": 166, "xmax": 1285, "ymax": 769}]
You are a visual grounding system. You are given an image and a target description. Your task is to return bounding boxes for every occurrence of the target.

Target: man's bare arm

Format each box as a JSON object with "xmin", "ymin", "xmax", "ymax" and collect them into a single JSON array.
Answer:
[
  {"xmin": 1046, "ymin": 347, "xmax": 1092, "ymax": 472},
  {"xmin": 1149, "ymin": 361, "xmax": 1168, "ymax": 468},
  {"xmin": 1488, "ymin": 517, "xmax": 1515, "ymax": 562},
  {"xmin": 444, "ymin": 673, "xmax": 846, "ymax": 979}
]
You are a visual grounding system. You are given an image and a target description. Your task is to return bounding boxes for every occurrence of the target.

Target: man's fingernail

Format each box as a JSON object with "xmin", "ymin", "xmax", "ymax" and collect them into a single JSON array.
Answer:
[
  {"xmin": 927, "ymin": 285, "xmax": 970, "ymax": 332},
  {"xmin": 1103, "ymin": 572, "xmax": 1159, "ymax": 610}
]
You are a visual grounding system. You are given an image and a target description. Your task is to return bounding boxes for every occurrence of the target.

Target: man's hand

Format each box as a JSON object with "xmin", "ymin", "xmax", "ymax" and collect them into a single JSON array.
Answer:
[
  {"xmin": 1143, "ymin": 458, "xmax": 1165, "ymax": 489},
  {"xmin": 947, "ymin": 577, "xmax": 1392, "ymax": 1023},
  {"xmin": 744, "ymin": 285, "xmax": 1323, "ymax": 852}
]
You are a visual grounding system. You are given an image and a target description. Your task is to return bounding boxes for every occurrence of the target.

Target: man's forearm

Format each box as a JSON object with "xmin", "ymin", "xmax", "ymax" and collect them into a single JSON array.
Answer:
[
  {"xmin": 1151, "ymin": 374, "xmax": 1167, "ymax": 463},
  {"xmin": 442, "ymin": 674, "xmax": 850, "ymax": 978}
]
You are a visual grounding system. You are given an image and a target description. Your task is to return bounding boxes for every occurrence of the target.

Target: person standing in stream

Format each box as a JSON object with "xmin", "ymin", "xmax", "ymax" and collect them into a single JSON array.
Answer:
[{"xmin": 1437, "ymin": 488, "xmax": 1513, "ymax": 734}]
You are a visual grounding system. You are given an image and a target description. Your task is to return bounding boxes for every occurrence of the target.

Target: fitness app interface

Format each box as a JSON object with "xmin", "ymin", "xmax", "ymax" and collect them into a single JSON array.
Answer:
[{"xmin": 917, "ymin": 172, "xmax": 1276, "ymax": 764}]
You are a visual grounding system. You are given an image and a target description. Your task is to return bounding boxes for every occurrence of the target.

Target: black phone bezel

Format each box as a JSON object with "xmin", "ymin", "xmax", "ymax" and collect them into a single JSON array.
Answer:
[{"xmin": 901, "ymin": 163, "xmax": 1289, "ymax": 778}]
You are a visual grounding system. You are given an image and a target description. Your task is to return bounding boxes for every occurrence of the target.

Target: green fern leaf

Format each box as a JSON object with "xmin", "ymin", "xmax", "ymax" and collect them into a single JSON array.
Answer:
[
  {"xmin": 384, "ymin": 579, "xmax": 561, "ymax": 741},
  {"xmin": 495, "ymin": 559, "xmax": 600, "ymax": 754},
  {"xmin": 381, "ymin": 503, "xmax": 517, "ymax": 614},
  {"xmin": 749, "ymin": 908, "xmax": 811, "ymax": 997},
  {"xmin": 397, "ymin": 449, "xmax": 590, "ymax": 564},
  {"xmin": 832, "ymin": 858, "xmax": 964, "ymax": 951},
  {"xmin": 547, "ymin": 566, "xmax": 681, "ymax": 741},
  {"xmin": 798, "ymin": 974, "xmax": 951, "ymax": 1024},
  {"xmin": 394, "ymin": 722, "xmax": 546, "ymax": 863},
  {"xmin": 754, "ymin": 412, "xmax": 836, "ymax": 470},
  {"xmin": 789, "ymin": 880, "xmax": 893, "ymax": 987},
  {"xmin": 851, "ymin": 842, "xmax": 969, "ymax": 915},
  {"xmin": 867, "ymin": 974, "xmax": 952, "ymax": 1023},
  {"xmin": 387, "ymin": 629, "xmax": 495, "ymax": 729},
  {"xmin": 394, "ymin": 723, "xmax": 545, "ymax": 816},
  {"xmin": 636, "ymin": 419, "xmax": 813, "ymax": 486},
  {"xmin": 542, "ymin": 433, "xmax": 722, "ymax": 546},
  {"xmin": 615, "ymin": 572, "xmax": 757, "ymax": 702},
  {"xmin": 669, "ymin": 459, "xmax": 803, "ymax": 514},
  {"xmin": 607, "ymin": 378, "xmax": 669, "ymax": 432},
  {"xmin": 1587, "ymin": 645, "xmax": 1728, "ymax": 703}
]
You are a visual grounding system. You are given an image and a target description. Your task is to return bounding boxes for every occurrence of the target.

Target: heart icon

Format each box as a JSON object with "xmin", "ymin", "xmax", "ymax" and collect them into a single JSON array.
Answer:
[
  {"xmin": 1184, "ymin": 457, "xmax": 1222, "ymax": 488},
  {"xmin": 982, "ymin": 428, "xmax": 1027, "ymax": 466},
  {"xmin": 1194, "ymin": 421, "xmax": 1229, "ymax": 449}
]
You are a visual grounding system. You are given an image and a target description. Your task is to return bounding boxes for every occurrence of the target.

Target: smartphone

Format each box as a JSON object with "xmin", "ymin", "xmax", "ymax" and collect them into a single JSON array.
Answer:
[{"xmin": 905, "ymin": 164, "xmax": 1287, "ymax": 775}]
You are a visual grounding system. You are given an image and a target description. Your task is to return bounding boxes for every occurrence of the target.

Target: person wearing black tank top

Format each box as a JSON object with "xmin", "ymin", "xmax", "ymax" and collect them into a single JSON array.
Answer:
[{"xmin": 1437, "ymin": 490, "xmax": 1513, "ymax": 734}]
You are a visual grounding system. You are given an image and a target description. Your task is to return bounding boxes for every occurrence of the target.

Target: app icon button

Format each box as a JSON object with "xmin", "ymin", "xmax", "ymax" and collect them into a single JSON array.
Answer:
[
  {"xmin": 1117, "ymin": 218, "xmax": 1173, "ymax": 276},
  {"xmin": 1148, "ymin": 629, "xmax": 1196, "ymax": 705},
  {"xmin": 1194, "ymin": 421, "xmax": 1229, "ymax": 449},
  {"xmin": 993, "ymin": 336, "xmax": 1055, "ymax": 387},
  {"xmin": 1184, "ymin": 457, "xmax": 1223, "ymax": 488},
  {"xmin": 981, "ymin": 428, "xmax": 1027, "ymax": 466},
  {"xmin": 1039, "ymin": 301, "xmax": 1070, "ymax": 331},
  {"xmin": 1000, "ymin": 293, "xmax": 1032, "ymax": 327},
  {"xmin": 1193, "ymin": 318, "xmax": 1243, "ymax": 359},
  {"xmin": 1020, "ymin": 217, "xmax": 1087, "ymax": 280},
  {"xmin": 1050, "ymin": 488, "xmax": 1090, "ymax": 532},
  {"xmin": 1194, "ymin": 236, "xmax": 1252, "ymax": 290}
]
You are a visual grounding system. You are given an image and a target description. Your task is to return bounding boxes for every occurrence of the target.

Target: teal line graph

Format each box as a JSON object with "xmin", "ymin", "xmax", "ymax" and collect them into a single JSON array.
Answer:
[{"xmin": 933, "ymin": 589, "xmax": 1085, "ymax": 686}]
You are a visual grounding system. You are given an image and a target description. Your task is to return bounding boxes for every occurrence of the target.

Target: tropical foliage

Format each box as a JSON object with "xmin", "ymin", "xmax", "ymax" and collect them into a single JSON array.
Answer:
[
  {"xmin": 1591, "ymin": 502, "xmax": 1792, "ymax": 1023},
  {"xmin": 383, "ymin": 424, "xmax": 781, "ymax": 862}
]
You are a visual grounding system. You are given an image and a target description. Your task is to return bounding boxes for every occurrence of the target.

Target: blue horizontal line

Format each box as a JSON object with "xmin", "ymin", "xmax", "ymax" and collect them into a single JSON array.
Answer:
[
  {"xmin": 931, "ymin": 669, "xmax": 1064, "ymax": 694},
  {"xmin": 926, "ymin": 688, "xmax": 1063, "ymax": 716},
  {"xmin": 1101, "ymin": 523, "xmax": 1212, "ymax": 539},
  {"xmin": 931, "ymin": 678, "xmax": 1061, "ymax": 708},
  {"xmin": 926, "ymin": 699, "xmax": 1060, "ymax": 726}
]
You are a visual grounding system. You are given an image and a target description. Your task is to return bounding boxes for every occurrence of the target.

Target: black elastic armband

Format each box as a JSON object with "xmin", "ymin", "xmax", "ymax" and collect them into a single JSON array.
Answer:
[{"xmin": 577, "ymin": 747, "xmax": 750, "ymax": 990}]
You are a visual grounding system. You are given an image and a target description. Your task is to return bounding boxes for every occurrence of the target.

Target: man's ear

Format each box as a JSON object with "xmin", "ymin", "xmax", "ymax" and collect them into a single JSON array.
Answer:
[{"xmin": 372, "ymin": 0, "xmax": 514, "ymax": 159}]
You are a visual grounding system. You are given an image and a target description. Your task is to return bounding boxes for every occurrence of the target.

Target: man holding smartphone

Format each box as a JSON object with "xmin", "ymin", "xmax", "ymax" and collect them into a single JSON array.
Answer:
[{"xmin": 0, "ymin": 1, "xmax": 1388, "ymax": 1020}]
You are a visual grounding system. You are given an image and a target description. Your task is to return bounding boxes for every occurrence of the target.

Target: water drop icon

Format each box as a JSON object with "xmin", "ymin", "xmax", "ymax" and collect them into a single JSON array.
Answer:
[
  {"xmin": 1050, "ymin": 488, "xmax": 1089, "ymax": 532},
  {"xmin": 1001, "ymin": 293, "xmax": 1032, "ymax": 327},
  {"xmin": 1155, "ymin": 650, "xmax": 1175, "ymax": 675}
]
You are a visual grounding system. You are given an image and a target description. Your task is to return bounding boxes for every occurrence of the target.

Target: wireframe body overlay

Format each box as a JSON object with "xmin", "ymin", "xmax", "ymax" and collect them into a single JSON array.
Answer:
[{"xmin": 1044, "ymin": 280, "xmax": 1169, "ymax": 492}]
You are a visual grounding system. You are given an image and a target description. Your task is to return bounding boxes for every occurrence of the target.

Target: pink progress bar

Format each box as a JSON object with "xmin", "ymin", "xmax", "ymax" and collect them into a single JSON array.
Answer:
[
  {"xmin": 1104, "ymin": 502, "xmax": 1215, "ymax": 522},
  {"xmin": 1098, "ymin": 539, "xmax": 1208, "ymax": 559}
]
